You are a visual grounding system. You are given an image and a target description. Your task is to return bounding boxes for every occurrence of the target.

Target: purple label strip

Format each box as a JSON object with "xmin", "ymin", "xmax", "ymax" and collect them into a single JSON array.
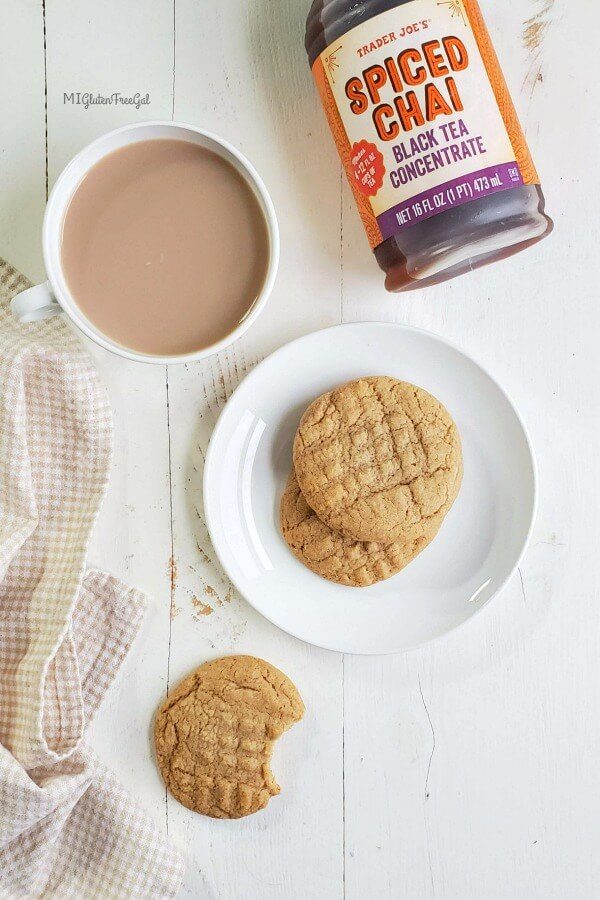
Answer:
[{"xmin": 376, "ymin": 162, "xmax": 524, "ymax": 239}]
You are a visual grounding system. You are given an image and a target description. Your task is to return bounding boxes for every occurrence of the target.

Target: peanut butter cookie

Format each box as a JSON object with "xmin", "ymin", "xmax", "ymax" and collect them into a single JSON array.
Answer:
[
  {"xmin": 293, "ymin": 377, "xmax": 462, "ymax": 544},
  {"xmin": 154, "ymin": 656, "xmax": 304, "ymax": 819},
  {"xmin": 280, "ymin": 470, "xmax": 437, "ymax": 586}
]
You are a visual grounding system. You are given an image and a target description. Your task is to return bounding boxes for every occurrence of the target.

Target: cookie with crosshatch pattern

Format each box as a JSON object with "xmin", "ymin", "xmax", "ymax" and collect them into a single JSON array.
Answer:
[
  {"xmin": 292, "ymin": 376, "xmax": 462, "ymax": 545},
  {"xmin": 154, "ymin": 656, "xmax": 304, "ymax": 818},
  {"xmin": 280, "ymin": 469, "xmax": 438, "ymax": 586}
]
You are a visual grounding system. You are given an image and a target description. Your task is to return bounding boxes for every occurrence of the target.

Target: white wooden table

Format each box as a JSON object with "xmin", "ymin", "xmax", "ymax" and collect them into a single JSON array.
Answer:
[{"xmin": 2, "ymin": 1, "xmax": 598, "ymax": 897}]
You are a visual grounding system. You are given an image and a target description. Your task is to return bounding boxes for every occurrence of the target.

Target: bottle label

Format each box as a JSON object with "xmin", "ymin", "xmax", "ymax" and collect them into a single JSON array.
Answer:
[{"xmin": 312, "ymin": 0, "xmax": 539, "ymax": 249}]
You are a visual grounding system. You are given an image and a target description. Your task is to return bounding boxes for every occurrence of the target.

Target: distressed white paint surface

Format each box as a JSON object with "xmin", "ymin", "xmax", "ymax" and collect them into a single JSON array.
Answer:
[{"xmin": 0, "ymin": 1, "xmax": 598, "ymax": 897}]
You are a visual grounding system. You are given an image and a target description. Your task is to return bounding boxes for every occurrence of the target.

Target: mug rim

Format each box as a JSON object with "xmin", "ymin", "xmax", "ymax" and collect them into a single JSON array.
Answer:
[{"xmin": 42, "ymin": 120, "xmax": 280, "ymax": 365}]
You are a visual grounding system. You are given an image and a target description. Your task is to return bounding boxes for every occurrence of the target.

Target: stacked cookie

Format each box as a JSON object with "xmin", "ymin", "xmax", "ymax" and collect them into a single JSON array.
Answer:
[{"xmin": 280, "ymin": 376, "xmax": 463, "ymax": 587}]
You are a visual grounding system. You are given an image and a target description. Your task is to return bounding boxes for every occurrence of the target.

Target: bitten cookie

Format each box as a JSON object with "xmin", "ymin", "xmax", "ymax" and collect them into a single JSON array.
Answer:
[
  {"xmin": 280, "ymin": 470, "xmax": 437, "ymax": 586},
  {"xmin": 293, "ymin": 376, "xmax": 462, "ymax": 544},
  {"xmin": 154, "ymin": 656, "xmax": 304, "ymax": 819}
]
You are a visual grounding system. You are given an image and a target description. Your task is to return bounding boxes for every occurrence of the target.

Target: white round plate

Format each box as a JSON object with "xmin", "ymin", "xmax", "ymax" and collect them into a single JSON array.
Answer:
[{"xmin": 204, "ymin": 323, "xmax": 536, "ymax": 654}]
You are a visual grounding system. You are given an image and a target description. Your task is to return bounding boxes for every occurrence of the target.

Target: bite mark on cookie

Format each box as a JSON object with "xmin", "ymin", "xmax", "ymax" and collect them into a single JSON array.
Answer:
[{"xmin": 154, "ymin": 656, "xmax": 304, "ymax": 819}]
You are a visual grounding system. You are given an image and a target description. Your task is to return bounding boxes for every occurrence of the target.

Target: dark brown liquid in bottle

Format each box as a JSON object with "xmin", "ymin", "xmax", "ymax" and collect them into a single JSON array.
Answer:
[{"xmin": 306, "ymin": 0, "xmax": 553, "ymax": 291}]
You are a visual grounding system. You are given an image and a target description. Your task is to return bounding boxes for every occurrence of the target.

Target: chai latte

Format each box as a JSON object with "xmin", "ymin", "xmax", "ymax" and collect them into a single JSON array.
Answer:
[{"xmin": 61, "ymin": 139, "xmax": 270, "ymax": 356}]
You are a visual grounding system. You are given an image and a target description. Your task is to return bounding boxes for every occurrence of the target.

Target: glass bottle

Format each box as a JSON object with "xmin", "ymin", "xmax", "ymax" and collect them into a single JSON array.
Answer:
[{"xmin": 306, "ymin": 0, "xmax": 553, "ymax": 291}]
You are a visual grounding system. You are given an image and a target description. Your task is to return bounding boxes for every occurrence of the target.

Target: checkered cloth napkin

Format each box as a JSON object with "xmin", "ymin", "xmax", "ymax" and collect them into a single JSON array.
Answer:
[{"xmin": 0, "ymin": 259, "xmax": 184, "ymax": 898}]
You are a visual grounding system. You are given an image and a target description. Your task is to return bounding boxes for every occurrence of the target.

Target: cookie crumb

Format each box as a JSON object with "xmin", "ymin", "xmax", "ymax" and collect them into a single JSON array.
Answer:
[{"xmin": 191, "ymin": 596, "xmax": 213, "ymax": 616}]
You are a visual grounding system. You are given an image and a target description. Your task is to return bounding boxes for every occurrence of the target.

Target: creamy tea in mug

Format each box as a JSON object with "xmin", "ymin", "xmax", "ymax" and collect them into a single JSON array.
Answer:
[{"xmin": 60, "ymin": 138, "xmax": 270, "ymax": 356}]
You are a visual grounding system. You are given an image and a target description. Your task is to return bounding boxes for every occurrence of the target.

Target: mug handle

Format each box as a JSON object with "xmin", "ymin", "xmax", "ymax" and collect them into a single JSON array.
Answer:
[{"xmin": 11, "ymin": 281, "xmax": 62, "ymax": 323}]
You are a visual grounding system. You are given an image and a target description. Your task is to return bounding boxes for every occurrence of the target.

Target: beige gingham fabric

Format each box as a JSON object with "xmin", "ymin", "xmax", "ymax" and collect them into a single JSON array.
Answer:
[{"xmin": 0, "ymin": 260, "xmax": 184, "ymax": 898}]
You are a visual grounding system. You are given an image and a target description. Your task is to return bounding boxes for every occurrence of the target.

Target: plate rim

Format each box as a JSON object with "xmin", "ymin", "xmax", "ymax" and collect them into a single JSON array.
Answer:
[{"xmin": 203, "ymin": 321, "xmax": 538, "ymax": 655}]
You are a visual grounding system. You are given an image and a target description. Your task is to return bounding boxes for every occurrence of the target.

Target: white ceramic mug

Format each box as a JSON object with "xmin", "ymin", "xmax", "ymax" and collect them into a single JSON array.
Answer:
[{"xmin": 11, "ymin": 121, "xmax": 280, "ymax": 365}]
